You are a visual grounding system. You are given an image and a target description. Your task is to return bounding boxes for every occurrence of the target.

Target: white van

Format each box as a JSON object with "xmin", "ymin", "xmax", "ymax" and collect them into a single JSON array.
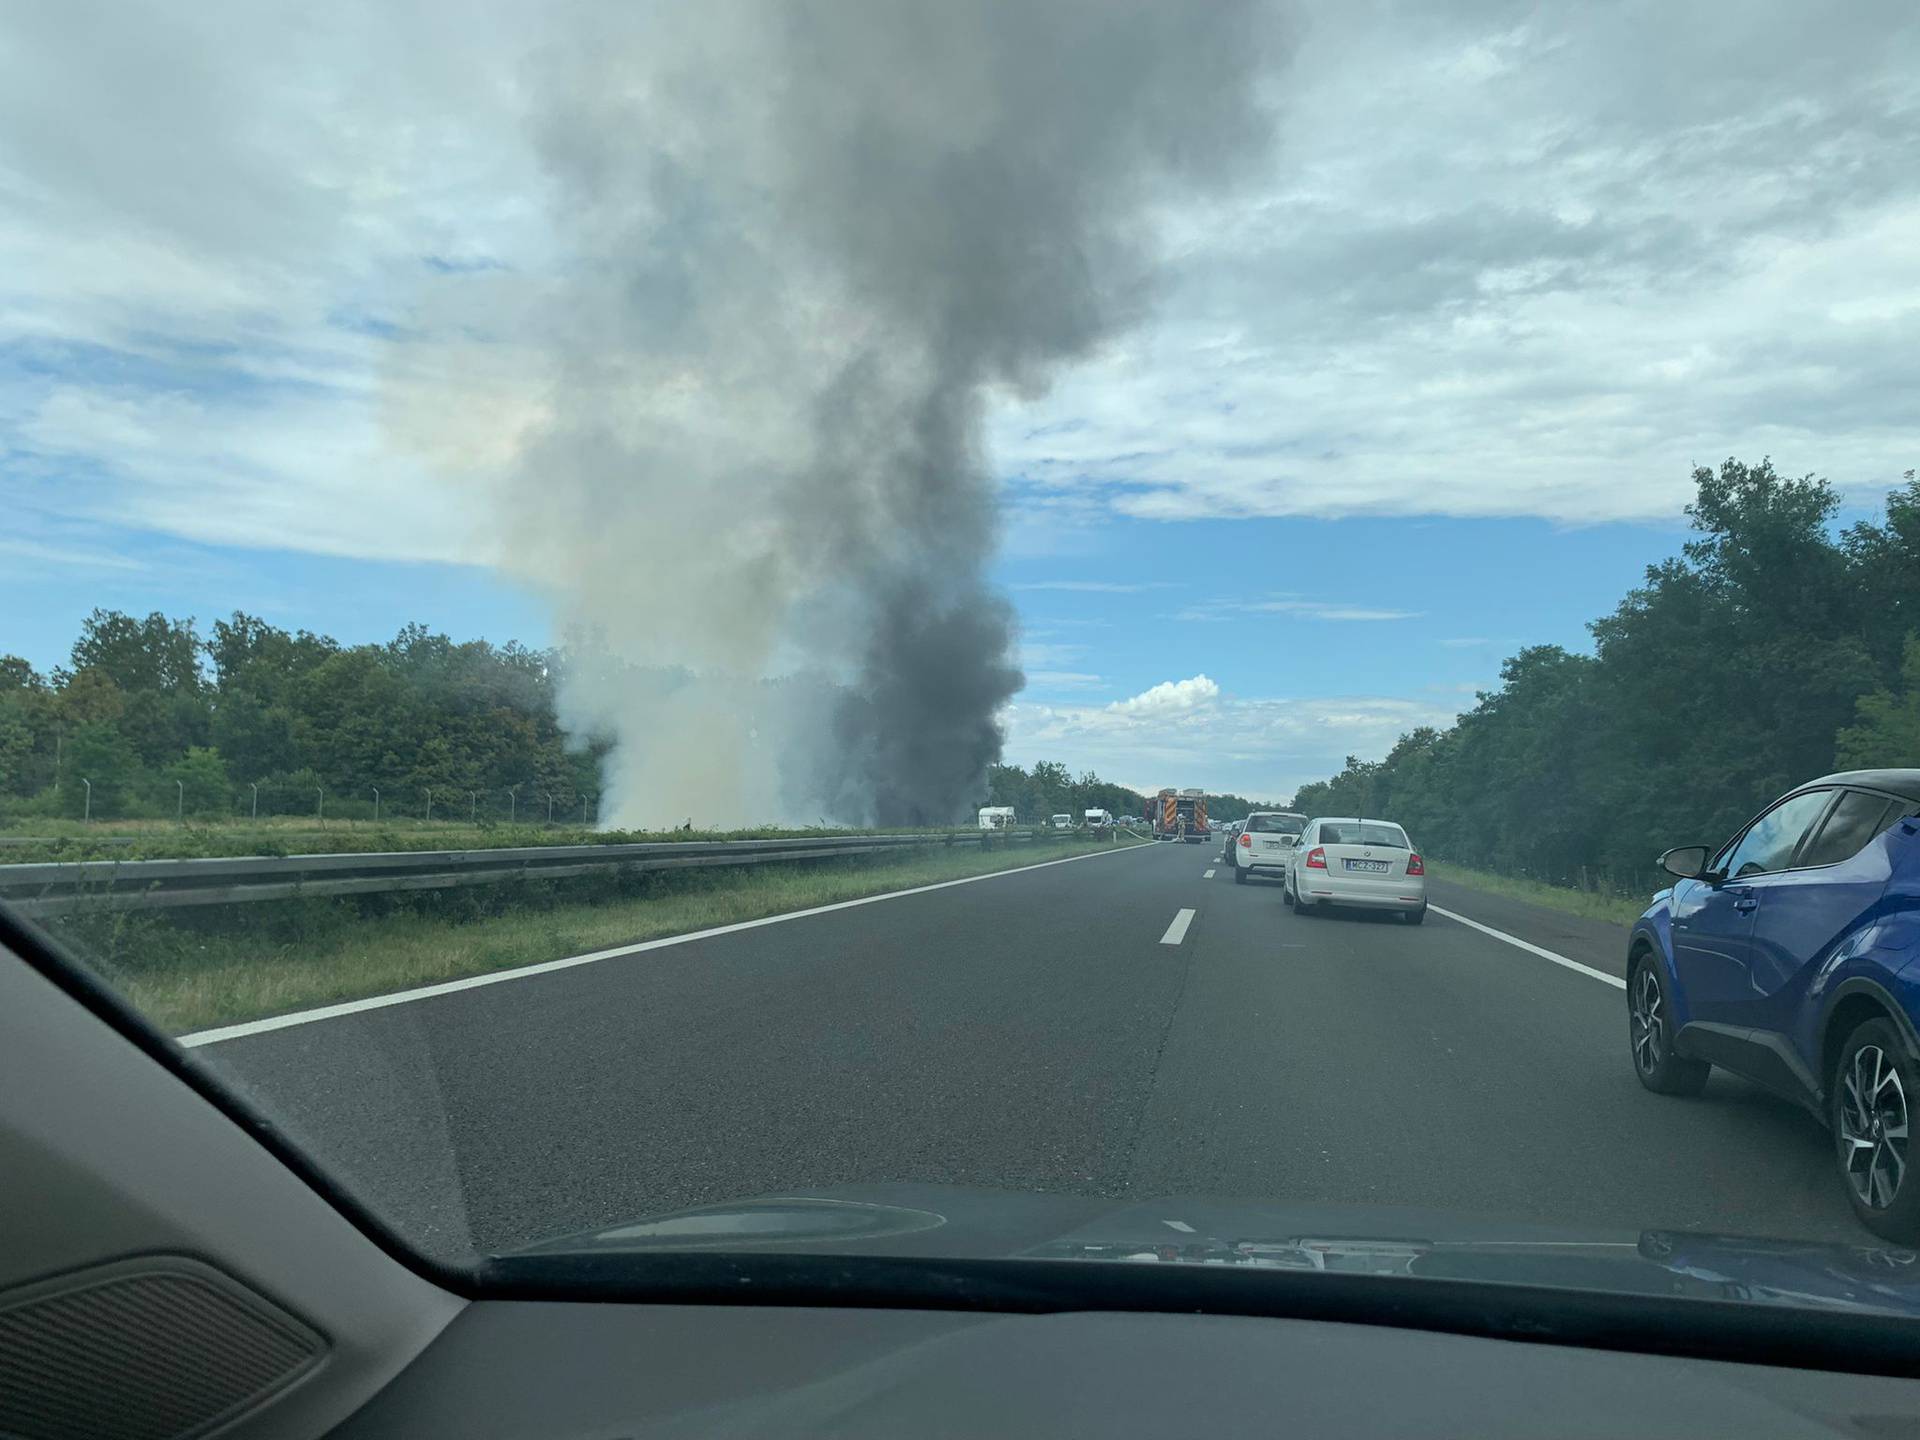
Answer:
[
  {"xmin": 977, "ymin": 806, "xmax": 1018, "ymax": 830},
  {"xmin": 1084, "ymin": 808, "xmax": 1114, "ymax": 831},
  {"xmin": 1050, "ymin": 813, "xmax": 1075, "ymax": 831}
]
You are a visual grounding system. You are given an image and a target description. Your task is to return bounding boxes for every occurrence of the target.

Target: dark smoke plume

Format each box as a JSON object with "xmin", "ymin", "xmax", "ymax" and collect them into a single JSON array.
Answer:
[{"xmin": 494, "ymin": 0, "xmax": 1280, "ymax": 827}]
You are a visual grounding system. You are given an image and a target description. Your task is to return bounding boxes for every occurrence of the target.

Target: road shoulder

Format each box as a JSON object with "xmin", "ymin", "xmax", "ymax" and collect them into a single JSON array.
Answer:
[{"xmin": 1423, "ymin": 876, "xmax": 1635, "ymax": 981}]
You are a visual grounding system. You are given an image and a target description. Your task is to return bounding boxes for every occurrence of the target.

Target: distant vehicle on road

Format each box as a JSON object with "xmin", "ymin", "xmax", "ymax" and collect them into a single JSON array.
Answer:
[
  {"xmin": 978, "ymin": 806, "xmax": 1018, "ymax": 830},
  {"xmin": 1085, "ymin": 808, "xmax": 1114, "ymax": 833},
  {"xmin": 1233, "ymin": 810, "xmax": 1306, "ymax": 884},
  {"xmin": 1285, "ymin": 817, "xmax": 1425, "ymax": 922},
  {"xmin": 1629, "ymin": 769, "xmax": 1920, "ymax": 1240},
  {"xmin": 1153, "ymin": 787, "xmax": 1210, "ymax": 843},
  {"xmin": 1050, "ymin": 813, "xmax": 1074, "ymax": 831}
]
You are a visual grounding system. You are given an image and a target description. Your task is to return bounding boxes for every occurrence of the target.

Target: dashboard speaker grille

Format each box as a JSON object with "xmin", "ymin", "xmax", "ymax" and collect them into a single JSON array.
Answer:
[{"xmin": 0, "ymin": 1258, "xmax": 325, "ymax": 1440}]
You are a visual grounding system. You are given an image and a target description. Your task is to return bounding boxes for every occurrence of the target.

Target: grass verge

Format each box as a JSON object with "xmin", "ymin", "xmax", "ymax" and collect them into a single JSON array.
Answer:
[
  {"xmin": 44, "ymin": 833, "xmax": 1146, "ymax": 1036},
  {"xmin": 1426, "ymin": 859, "xmax": 1650, "ymax": 927},
  {"xmin": 0, "ymin": 817, "xmax": 987, "ymax": 865}
]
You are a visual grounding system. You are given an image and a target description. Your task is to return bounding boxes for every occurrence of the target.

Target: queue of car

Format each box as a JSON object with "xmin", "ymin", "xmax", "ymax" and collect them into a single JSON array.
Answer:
[
  {"xmin": 1215, "ymin": 769, "xmax": 1920, "ymax": 1238},
  {"xmin": 1218, "ymin": 809, "xmax": 1427, "ymax": 923}
]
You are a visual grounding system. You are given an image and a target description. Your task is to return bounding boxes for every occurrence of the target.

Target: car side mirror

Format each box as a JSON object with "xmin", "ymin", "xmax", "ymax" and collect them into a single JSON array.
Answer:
[{"xmin": 1659, "ymin": 845, "xmax": 1712, "ymax": 880}]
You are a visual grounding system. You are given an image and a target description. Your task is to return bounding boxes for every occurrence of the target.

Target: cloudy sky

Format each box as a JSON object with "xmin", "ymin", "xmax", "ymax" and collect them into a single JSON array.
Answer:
[{"xmin": 4, "ymin": 0, "xmax": 1918, "ymax": 802}]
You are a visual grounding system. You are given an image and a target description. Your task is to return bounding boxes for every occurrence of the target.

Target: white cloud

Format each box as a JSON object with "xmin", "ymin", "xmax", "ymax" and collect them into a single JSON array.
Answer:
[
  {"xmin": 1025, "ymin": 670, "xmax": 1105, "ymax": 690},
  {"xmin": 1003, "ymin": 688, "xmax": 1465, "ymax": 801},
  {"xmin": 990, "ymin": 5, "xmax": 1920, "ymax": 527},
  {"xmin": 1012, "ymin": 580, "xmax": 1175, "ymax": 593},
  {"xmin": 4, "ymin": 2, "xmax": 1916, "ymax": 578},
  {"xmin": 1175, "ymin": 596, "xmax": 1422, "ymax": 623},
  {"xmin": 1017, "ymin": 638, "xmax": 1090, "ymax": 671},
  {"xmin": 1105, "ymin": 673, "xmax": 1220, "ymax": 717},
  {"xmin": 1253, "ymin": 600, "xmax": 1422, "ymax": 622},
  {"xmin": 0, "ymin": 535, "xmax": 147, "ymax": 573}
]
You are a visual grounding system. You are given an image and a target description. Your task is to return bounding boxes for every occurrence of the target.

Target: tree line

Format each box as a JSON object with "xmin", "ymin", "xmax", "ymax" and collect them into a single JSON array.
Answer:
[
  {"xmin": 0, "ymin": 613, "xmax": 605, "ymax": 822},
  {"xmin": 980, "ymin": 761, "xmax": 1280, "ymax": 826},
  {"xmin": 0, "ymin": 612, "xmax": 1188, "ymax": 829},
  {"xmin": 1291, "ymin": 459, "xmax": 1920, "ymax": 890}
]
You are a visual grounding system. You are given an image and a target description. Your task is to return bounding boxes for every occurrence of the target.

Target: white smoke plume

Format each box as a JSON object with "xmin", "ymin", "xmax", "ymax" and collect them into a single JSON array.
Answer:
[{"xmin": 494, "ymin": 0, "xmax": 1282, "ymax": 828}]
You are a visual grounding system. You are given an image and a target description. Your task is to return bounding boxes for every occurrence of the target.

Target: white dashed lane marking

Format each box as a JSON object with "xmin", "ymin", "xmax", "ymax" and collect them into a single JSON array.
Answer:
[
  {"xmin": 1429, "ymin": 905, "xmax": 1625, "ymax": 990},
  {"xmin": 1159, "ymin": 908, "xmax": 1196, "ymax": 946}
]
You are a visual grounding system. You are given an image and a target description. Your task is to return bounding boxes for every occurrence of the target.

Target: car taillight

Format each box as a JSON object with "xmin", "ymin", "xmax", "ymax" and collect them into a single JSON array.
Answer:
[
  {"xmin": 1305, "ymin": 846, "xmax": 1326, "ymax": 869},
  {"xmin": 1238, "ymin": 832, "xmax": 1251, "ymax": 848},
  {"xmin": 1407, "ymin": 853, "xmax": 1424, "ymax": 875}
]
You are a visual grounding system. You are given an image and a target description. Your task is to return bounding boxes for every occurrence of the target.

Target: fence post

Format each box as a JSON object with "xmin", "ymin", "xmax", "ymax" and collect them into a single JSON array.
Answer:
[
  {"xmin": 249, "ymin": 782, "xmax": 258, "ymax": 821},
  {"xmin": 373, "ymin": 787, "xmax": 381, "ymax": 823},
  {"xmin": 425, "ymin": 787, "xmax": 433, "ymax": 823},
  {"xmin": 82, "ymin": 777, "xmax": 91, "ymax": 823}
]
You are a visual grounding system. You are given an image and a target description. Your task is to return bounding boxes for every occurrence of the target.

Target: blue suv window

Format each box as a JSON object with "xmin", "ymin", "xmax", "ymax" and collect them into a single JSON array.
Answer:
[
  {"xmin": 1719, "ymin": 788, "xmax": 1832, "ymax": 878},
  {"xmin": 1795, "ymin": 791, "xmax": 1900, "ymax": 868}
]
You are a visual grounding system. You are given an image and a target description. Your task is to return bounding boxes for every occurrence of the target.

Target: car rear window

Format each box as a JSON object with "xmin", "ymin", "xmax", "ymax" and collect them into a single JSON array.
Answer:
[
  {"xmin": 1317, "ymin": 822, "xmax": 1409, "ymax": 847},
  {"xmin": 1247, "ymin": 814, "xmax": 1298, "ymax": 834},
  {"xmin": 1796, "ymin": 791, "xmax": 1900, "ymax": 868}
]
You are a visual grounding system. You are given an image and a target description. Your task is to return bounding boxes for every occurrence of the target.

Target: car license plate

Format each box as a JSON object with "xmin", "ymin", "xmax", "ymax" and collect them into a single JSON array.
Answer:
[{"xmin": 1345, "ymin": 858, "xmax": 1390, "ymax": 873}]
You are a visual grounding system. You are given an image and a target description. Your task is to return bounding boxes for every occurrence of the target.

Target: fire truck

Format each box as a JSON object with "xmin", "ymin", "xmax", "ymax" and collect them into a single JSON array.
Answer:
[{"xmin": 1149, "ymin": 787, "xmax": 1210, "ymax": 843}]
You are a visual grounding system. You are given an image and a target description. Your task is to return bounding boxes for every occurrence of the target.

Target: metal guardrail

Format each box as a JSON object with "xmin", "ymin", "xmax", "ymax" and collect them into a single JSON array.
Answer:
[{"xmin": 0, "ymin": 829, "xmax": 1065, "ymax": 916}]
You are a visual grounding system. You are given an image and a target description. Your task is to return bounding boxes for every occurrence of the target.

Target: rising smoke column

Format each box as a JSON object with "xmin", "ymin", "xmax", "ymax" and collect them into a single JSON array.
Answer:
[{"xmin": 497, "ymin": 0, "xmax": 1280, "ymax": 828}]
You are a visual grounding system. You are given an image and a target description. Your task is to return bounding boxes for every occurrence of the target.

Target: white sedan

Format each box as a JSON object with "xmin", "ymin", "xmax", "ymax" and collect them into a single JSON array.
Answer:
[
  {"xmin": 1231, "ymin": 811, "xmax": 1305, "ymax": 883},
  {"xmin": 1284, "ymin": 817, "xmax": 1427, "ymax": 923}
]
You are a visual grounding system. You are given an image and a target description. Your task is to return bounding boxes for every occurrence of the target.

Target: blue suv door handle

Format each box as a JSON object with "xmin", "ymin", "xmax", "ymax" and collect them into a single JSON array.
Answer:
[{"xmin": 1731, "ymin": 887, "xmax": 1758, "ymax": 912}]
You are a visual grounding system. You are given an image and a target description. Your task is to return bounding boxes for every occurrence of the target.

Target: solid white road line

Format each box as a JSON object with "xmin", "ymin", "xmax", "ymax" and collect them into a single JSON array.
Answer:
[
  {"xmin": 1429, "ymin": 904, "xmax": 1626, "ymax": 990},
  {"xmin": 179, "ymin": 840, "xmax": 1155, "ymax": 1048},
  {"xmin": 1160, "ymin": 908, "xmax": 1196, "ymax": 946},
  {"xmin": 1203, "ymin": 869, "xmax": 1216, "ymax": 879},
  {"xmin": 1162, "ymin": 1220, "xmax": 1196, "ymax": 1233}
]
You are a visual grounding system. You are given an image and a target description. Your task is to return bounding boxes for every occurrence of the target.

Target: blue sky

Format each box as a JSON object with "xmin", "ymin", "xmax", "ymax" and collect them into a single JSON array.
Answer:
[{"xmin": 3, "ymin": 0, "xmax": 1916, "ymax": 817}]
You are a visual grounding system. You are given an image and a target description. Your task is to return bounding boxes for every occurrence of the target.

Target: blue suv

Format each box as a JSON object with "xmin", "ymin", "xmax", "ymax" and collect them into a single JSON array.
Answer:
[{"xmin": 1629, "ymin": 770, "xmax": 1920, "ymax": 1240}]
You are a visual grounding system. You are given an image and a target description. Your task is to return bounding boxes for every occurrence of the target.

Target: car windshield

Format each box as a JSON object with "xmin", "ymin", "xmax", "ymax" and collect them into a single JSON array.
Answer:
[{"xmin": 8, "ymin": 0, "xmax": 1920, "ymax": 1337}]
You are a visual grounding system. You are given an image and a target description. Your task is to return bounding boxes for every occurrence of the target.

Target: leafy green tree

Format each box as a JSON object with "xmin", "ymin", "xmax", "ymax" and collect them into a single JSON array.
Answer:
[
  {"xmin": 1290, "ymin": 458, "xmax": 1898, "ymax": 889},
  {"xmin": 163, "ymin": 747, "xmax": 233, "ymax": 817},
  {"xmin": 0, "ymin": 656, "xmax": 57, "ymax": 797},
  {"xmin": 1837, "ymin": 635, "xmax": 1920, "ymax": 769},
  {"xmin": 71, "ymin": 610, "xmax": 206, "ymax": 695},
  {"xmin": 64, "ymin": 722, "xmax": 146, "ymax": 818}
]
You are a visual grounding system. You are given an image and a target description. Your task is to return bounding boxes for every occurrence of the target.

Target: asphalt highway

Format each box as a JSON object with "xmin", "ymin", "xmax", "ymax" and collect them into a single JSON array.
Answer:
[{"xmin": 193, "ymin": 837, "xmax": 1868, "ymax": 1262}]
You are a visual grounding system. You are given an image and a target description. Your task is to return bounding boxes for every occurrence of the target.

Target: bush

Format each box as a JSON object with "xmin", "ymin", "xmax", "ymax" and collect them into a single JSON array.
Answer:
[{"xmin": 161, "ymin": 747, "xmax": 232, "ymax": 818}]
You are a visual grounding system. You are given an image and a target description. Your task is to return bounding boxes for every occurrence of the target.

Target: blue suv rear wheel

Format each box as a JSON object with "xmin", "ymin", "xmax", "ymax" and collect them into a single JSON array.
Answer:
[{"xmin": 1833, "ymin": 1018, "xmax": 1920, "ymax": 1242}]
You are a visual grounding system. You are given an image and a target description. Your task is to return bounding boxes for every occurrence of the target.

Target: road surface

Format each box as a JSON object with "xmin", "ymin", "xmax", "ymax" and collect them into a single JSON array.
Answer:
[{"xmin": 193, "ymin": 838, "xmax": 1865, "ymax": 1262}]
